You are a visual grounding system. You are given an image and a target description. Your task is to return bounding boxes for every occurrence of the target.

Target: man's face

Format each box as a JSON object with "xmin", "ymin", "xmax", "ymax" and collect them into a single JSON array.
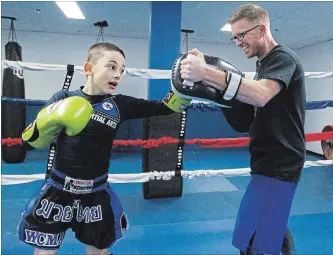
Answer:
[
  {"xmin": 231, "ymin": 19, "xmax": 262, "ymax": 59},
  {"xmin": 90, "ymin": 50, "xmax": 125, "ymax": 95}
]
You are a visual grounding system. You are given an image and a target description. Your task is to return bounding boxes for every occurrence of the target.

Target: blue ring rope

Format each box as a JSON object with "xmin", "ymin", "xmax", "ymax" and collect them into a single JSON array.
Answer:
[{"xmin": 2, "ymin": 96, "xmax": 333, "ymax": 111}]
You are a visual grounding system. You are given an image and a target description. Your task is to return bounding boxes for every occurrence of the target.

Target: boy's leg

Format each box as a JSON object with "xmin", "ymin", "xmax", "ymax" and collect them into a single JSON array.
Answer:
[
  {"xmin": 34, "ymin": 248, "xmax": 58, "ymax": 255},
  {"xmin": 18, "ymin": 181, "xmax": 70, "ymax": 251},
  {"xmin": 73, "ymin": 185, "xmax": 128, "ymax": 251},
  {"xmin": 86, "ymin": 245, "xmax": 108, "ymax": 255}
]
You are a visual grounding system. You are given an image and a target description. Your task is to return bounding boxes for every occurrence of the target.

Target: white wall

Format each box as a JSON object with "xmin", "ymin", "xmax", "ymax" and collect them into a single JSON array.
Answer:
[
  {"xmin": 1, "ymin": 30, "xmax": 149, "ymax": 100},
  {"xmin": 2, "ymin": 29, "xmax": 331, "ymax": 155},
  {"xmin": 1, "ymin": 30, "xmax": 256, "ymax": 101},
  {"xmin": 296, "ymin": 40, "xmax": 333, "ymax": 154},
  {"xmin": 184, "ymin": 40, "xmax": 257, "ymax": 72}
]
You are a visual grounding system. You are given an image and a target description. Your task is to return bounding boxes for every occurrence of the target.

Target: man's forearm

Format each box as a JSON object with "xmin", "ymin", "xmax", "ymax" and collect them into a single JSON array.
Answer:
[
  {"xmin": 202, "ymin": 64, "xmax": 228, "ymax": 91},
  {"xmin": 202, "ymin": 66, "xmax": 270, "ymax": 107},
  {"xmin": 236, "ymin": 78, "xmax": 270, "ymax": 107}
]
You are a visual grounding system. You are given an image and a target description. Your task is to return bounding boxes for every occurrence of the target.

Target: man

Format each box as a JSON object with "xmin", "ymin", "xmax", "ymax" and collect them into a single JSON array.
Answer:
[
  {"xmin": 178, "ymin": 4, "xmax": 305, "ymax": 255},
  {"xmin": 18, "ymin": 42, "xmax": 190, "ymax": 255}
]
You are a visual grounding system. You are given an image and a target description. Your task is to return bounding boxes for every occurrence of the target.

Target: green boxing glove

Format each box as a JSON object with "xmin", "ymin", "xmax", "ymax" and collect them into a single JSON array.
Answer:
[
  {"xmin": 22, "ymin": 96, "xmax": 93, "ymax": 149},
  {"xmin": 163, "ymin": 90, "xmax": 192, "ymax": 113}
]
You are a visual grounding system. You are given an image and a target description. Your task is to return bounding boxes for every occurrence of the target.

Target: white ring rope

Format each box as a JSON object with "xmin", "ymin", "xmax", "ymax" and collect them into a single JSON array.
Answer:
[
  {"xmin": 2, "ymin": 60, "xmax": 333, "ymax": 80},
  {"xmin": 2, "ymin": 159, "xmax": 332, "ymax": 185},
  {"xmin": 2, "ymin": 60, "xmax": 332, "ymax": 185}
]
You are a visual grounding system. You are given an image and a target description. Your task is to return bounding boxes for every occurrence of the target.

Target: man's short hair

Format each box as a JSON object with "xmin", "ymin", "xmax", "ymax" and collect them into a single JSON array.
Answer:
[
  {"xmin": 228, "ymin": 4, "xmax": 269, "ymax": 24},
  {"xmin": 87, "ymin": 42, "xmax": 126, "ymax": 64}
]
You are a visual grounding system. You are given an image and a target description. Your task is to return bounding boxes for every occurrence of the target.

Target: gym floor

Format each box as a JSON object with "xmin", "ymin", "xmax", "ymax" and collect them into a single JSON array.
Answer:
[{"xmin": 2, "ymin": 148, "xmax": 333, "ymax": 254}]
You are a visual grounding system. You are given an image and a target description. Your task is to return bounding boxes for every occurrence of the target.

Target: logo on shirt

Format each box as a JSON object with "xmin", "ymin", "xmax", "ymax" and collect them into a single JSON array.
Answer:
[
  {"xmin": 91, "ymin": 98, "xmax": 120, "ymax": 129},
  {"xmin": 102, "ymin": 102, "xmax": 113, "ymax": 111}
]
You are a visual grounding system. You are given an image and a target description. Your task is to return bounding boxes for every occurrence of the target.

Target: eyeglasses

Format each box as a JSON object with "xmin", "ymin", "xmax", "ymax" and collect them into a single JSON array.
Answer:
[{"xmin": 230, "ymin": 25, "xmax": 260, "ymax": 43}]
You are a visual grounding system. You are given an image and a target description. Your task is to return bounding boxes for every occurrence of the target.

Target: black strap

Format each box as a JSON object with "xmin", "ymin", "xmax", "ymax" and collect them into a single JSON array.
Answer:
[
  {"xmin": 62, "ymin": 64, "xmax": 74, "ymax": 91},
  {"xmin": 45, "ymin": 64, "xmax": 74, "ymax": 179},
  {"xmin": 1, "ymin": 16, "xmax": 17, "ymax": 42},
  {"xmin": 175, "ymin": 110, "xmax": 187, "ymax": 177}
]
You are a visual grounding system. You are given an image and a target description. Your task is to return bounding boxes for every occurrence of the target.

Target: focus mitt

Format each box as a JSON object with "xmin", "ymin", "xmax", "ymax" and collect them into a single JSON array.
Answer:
[{"xmin": 171, "ymin": 54, "xmax": 245, "ymax": 108}]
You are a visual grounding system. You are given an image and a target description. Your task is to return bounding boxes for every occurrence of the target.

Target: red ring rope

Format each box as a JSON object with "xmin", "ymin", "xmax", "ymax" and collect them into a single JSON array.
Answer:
[{"xmin": 2, "ymin": 131, "xmax": 333, "ymax": 148}]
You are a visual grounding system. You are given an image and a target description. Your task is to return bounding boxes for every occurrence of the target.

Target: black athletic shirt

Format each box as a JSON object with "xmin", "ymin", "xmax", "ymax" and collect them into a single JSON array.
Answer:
[
  {"xmin": 249, "ymin": 45, "xmax": 306, "ymax": 182},
  {"xmin": 44, "ymin": 87, "xmax": 173, "ymax": 179}
]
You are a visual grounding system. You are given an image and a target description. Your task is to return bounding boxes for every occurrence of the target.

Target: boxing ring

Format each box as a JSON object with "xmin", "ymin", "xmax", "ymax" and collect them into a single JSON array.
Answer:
[{"xmin": 1, "ymin": 60, "xmax": 333, "ymax": 254}]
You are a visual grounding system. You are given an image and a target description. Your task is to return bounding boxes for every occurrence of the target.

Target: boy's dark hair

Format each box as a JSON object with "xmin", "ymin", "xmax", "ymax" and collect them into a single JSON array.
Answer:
[{"xmin": 87, "ymin": 43, "xmax": 126, "ymax": 63}]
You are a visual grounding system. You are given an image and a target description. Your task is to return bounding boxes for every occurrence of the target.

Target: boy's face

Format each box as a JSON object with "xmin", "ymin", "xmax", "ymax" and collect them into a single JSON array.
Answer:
[{"xmin": 88, "ymin": 50, "xmax": 126, "ymax": 95}]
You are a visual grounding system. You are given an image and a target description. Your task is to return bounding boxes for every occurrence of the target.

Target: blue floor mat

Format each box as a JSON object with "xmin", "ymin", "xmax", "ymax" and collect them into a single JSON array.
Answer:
[{"xmin": 2, "ymin": 149, "xmax": 333, "ymax": 254}]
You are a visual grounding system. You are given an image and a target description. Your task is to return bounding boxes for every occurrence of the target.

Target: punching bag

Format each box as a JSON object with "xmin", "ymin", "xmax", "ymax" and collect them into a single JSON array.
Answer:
[
  {"xmin": 2, "ymin": 40, "xmax": 26, "ymax": 163},
  {"xmin": 142, "ymin": 110, "xmax": 187, "ymax": 199}
]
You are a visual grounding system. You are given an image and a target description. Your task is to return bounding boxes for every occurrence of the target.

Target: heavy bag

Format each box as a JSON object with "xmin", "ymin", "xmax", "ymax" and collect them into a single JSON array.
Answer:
[
  {"xmin": 1, "ymin": 42, "xmax": 26, "ymax": 163},
  {"xmin": 142, "ymin": 111, "xmax": 186, "ymax": 199}
]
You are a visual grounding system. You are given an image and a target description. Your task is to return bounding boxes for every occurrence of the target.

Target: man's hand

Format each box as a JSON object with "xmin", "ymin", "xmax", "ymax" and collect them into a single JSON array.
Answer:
[
  {"xmin": 188, "ymin": 48, "xmax": 204, "ymax": 57},
  {"xmin": 180, "ymin": 48, "xmax": 207, "ymax": 82},
  {"xmin": 171, "ymin": 52, "xmax": 245, "ymax": 108}
]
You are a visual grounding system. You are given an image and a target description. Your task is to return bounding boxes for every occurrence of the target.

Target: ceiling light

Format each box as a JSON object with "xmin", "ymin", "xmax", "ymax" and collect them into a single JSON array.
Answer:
[{"xmin": 55, "ymin": 1, "xmax": 85, "ymax": 20}]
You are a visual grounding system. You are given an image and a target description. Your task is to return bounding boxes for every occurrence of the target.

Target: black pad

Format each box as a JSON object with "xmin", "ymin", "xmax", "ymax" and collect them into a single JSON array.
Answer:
[
  {"xmin": 1, "ymin": 42, "xmax": 26, "ymax": 163},
  {"xmin": 221, "ymin": 102, "xmax": 255, "ymax": 133},
  {"xmin": 142, "ymin": 112, "xmax": 185, "ymax": 199},
  {"xmin": 171, "ymin": 54, "xmax": 244, "ymax": 107}
]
